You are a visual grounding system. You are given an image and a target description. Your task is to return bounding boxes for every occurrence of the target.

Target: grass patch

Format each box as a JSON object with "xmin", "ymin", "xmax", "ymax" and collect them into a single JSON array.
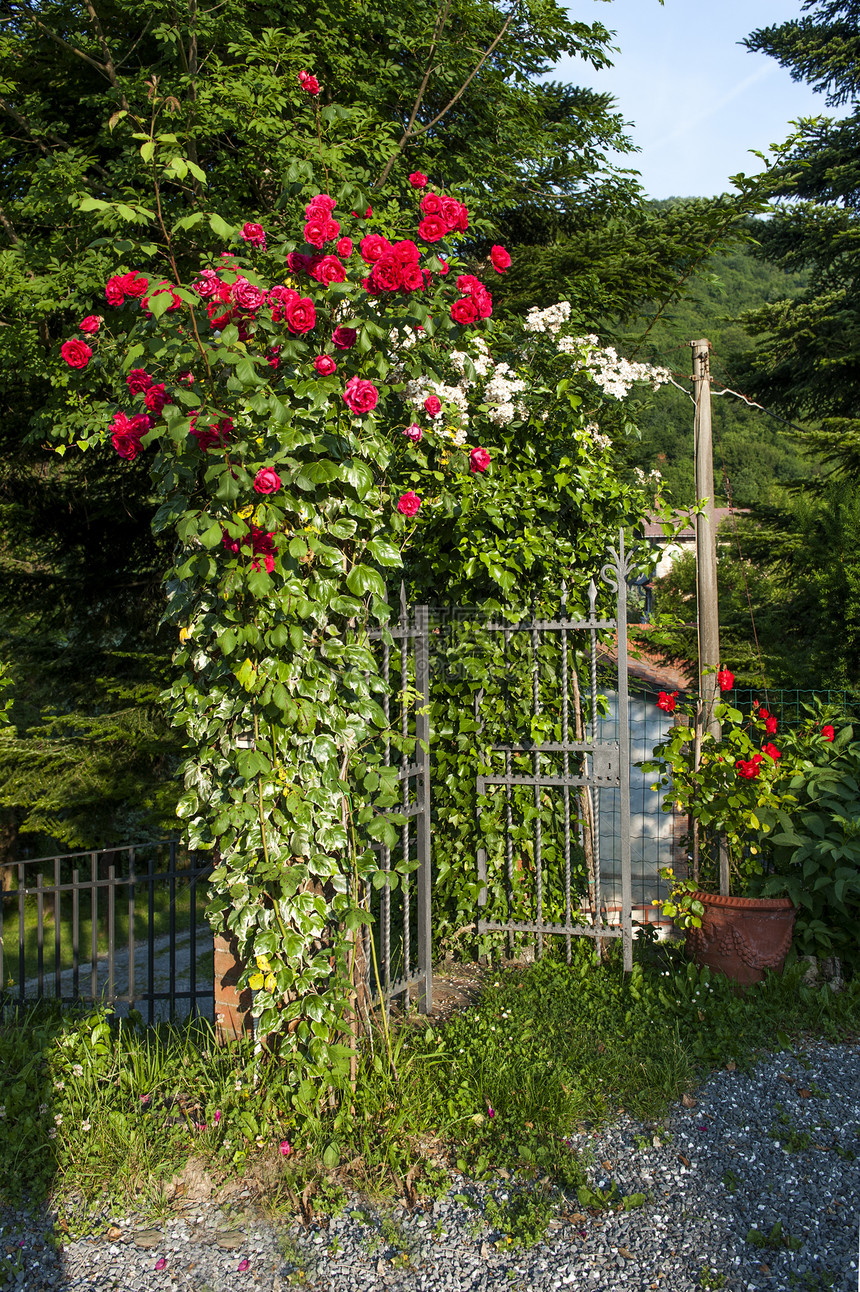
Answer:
[{"xmin": 0, "ymin": 939, "xmax": 857, "ymax": 1230}]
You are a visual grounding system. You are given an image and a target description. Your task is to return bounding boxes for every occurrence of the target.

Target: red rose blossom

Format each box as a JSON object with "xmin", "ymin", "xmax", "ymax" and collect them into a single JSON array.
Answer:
[
  {"xmin": 451, "ymin": 297, "xmax": 479, "ymax": 326},
  {"xmin": 144, "ymin": 383, "xmax": 170, "ymax": 415},
  {"xmin": 403, "ymin": 424, "xmax": 423, "ymax": 442},
  {"xmin": 656, "ymin": 691, "xmax": 678, "ymax": 713},
  {"xmin": 126, "ymin": 369, "xmax": 153, "ymax": 395},
  {"xmin": 313, "ymin": 354, "xmax": 338, "ymax": 376},
  {"xmin": 304, "ymin": 216, "xmax": 329, "ymax": 249},
  {"xmin": 336, "ymin": 237, "xmax": 353, "ymax": 257},
  {"xmin": 79, "ymin": 315, "xmax": 101, "ymax": 334},
  {"xmin": 392, "ymin": 240, "xmax": 421, "ymax": 265},
  {"xmin": 60, "ymin": 338, "xmax": 92, "ymax": 369},
  {"xmin": 192, "ymin": 270, "xmax": 220, "ymax": 299},
  {"xmin": 418, "ymin": 215, "xmax": 447, "ymax": 243},
  {"xmin": 285, "ymin": 296, "xmax": 316, "ymax": 334},
  {"xmin": 231, "ymin": 278, "xmax": 266, "ymax": 311},
  {"xmin": 436, "ymin": 257, "xmax": 450, "ymax": 276},
  {"xmin": 307, "ymin": 193, "xmax": 337, "ymax": 213},
  {"xmin": 359, "ymin": 234, "xmax": 392, "ymax": 264},
  {"xmin": 309, "ymin": 255, "xmax": 346, "ymax": 286},
  {"xmin": 409, "ymin": 172, "xmax": 428, "ymax": 188},
  {"xmin": 397, "ymin": 491, "xmax": 421, "ymax": 517},
  {"xmin": 369, "ymin": 254, "xmax": 403, "ymax": 293},
  {"xmin": 419, "ymin": 193, "xmax": 442, "ymax": 216},
  {"xmin": 253, "ymin": 467, "xmax": 282, "ymax": 495},
  {"xmin": 424, "ymin": 395, "xmax": 442, "ymax": 417},
  {"xmin": 121, "ymin": 271, "xmax": 149, "ymax": 299},
  {"xmin": 762, "ymin": 743, "xmax": 781, "ymax": 760},
  {"xmin": 822, "ymin": 724, "xmax": 835, "ymax": 741},
  {"xmin": 105, "ymin": 275, "xmax": 126, "ymax": 306},
  {"xmin": 343, "ymin": 376, "xmax": 379, "ymax": 416},
  {"xmin": 401, "ymin": 263, "xmax": 426, "ymax": 293},
  {"xmin": 298, "ymin": 70, "xmax": 320, "ymax": 95},
  {"xmin": 332, "ymin": 326, "xmax": 357, "ymax": 350},
  {"xmin": 241, "ymin": 222, "xmax": 266, "ymax": 249},
  {"xmin": 490, "ymin": 245, "xmax": 512, "ymax": 273},
  {"xmin": 469, "ymin": 446, "xmax": 491, "ymax": 474},
  {"xmin": 717, "ymin": 668, "xmax": 734, "ymax": 691},
  {"xmin": 736, "ymin": 759, "xmax": 762, "ymax": 780}
]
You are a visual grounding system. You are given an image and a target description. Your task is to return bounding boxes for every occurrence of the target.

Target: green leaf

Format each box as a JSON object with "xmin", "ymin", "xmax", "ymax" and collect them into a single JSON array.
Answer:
[{"xmin": 346, "ymin": 565, "xmax": 385, "ymax": 599}]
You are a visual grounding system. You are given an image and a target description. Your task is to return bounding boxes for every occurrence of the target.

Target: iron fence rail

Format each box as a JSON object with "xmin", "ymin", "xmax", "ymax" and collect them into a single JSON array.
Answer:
[{"xmin": 0, "ymin": 842, "xmax": 213, "ymax": 1023}]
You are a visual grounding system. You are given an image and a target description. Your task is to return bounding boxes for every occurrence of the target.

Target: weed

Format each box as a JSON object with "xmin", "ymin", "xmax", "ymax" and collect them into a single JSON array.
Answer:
[
  {"xmin": 483, "ymin": 1184, "xmax": 558, "ymax": 1247},
  {"xmin": 746, "ymin": 1220, "xmax": 802, "ymax": 1251},
  {"xmin": 698, "ymin": 1267, "xmax": 727, "ymax": 1290},
  {"xmin": 770, "ymin": 1105, "xmax": 813, "ymax": 1153},
  {"xmin": 720, "ymin": 1167, "xmax": 741, "ymax": 1194},
  {"xmin": 787, "ymin": 1268, "xmax": 836, "ymax": 1291}
]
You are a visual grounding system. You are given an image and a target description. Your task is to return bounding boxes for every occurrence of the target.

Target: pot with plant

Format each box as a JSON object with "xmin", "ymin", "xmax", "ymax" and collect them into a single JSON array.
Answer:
[{"xmin": 643, "ymin": 674, "xmax": 842, "ymax": 986}]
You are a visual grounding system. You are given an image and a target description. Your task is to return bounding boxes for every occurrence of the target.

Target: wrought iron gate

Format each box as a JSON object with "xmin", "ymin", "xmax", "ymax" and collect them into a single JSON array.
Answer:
[
  {"xmin": 474, "ymin": 537, "xmax": 633, "ymax": 970},
  {"xmin": 365, "ymin": 591, "xmax": 433, "ymax": 1013}
]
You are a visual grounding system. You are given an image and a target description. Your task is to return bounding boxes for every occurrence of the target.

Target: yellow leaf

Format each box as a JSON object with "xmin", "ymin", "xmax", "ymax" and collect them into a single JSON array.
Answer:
[
  {"xmin": 264, "ymin": 973, "xmax": 277, "ymax": 992},
  {"xmin": 248, "ymin": 972, "xmax": 264, "ymax": 990}
]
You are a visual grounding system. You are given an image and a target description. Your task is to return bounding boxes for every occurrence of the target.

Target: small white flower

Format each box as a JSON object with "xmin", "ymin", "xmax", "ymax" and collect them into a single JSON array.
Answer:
[
  {"xmin": 53, "ymin": 1081, "xmax": 64, "ymax": 1092},
  {"xmin": 81, "ymin": 1120, "xmax": 91, "ymax": 1132},
  {"xmin": 72, "ymin": 1064, "xmax": 84, "ymax": 1077},
  {"xmin": 48, "ymin": 1128, "xmax": 57, "ymax": 1139},
  {"xmin": 39, "ymin": 1104, "xmax": 48, "ymax": 1115},
  {"xmin": 54, "ymin": 1114, "xmax": 63, "ymax": 1126}
]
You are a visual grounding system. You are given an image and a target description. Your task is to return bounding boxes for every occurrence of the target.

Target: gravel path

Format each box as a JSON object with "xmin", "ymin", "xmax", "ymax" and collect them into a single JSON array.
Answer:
[{"xmin": 2, "ymin": 1040, "xmax": 858, "ymax": 1292}]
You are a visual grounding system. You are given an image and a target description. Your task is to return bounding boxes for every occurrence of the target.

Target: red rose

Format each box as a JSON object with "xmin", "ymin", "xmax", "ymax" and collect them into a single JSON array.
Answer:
[
  {"xmin": 190, "ymin": 416, "xmax": 232, "ymax": 451},
  {"xmin": 105, "ymin": 275, "xmax": 125, "ymax": 306},
  {"xmin": 254, "ymin": 467, "xmax": 282, "ymax": 495},
  {"xmin": 232, "ymin": 278, "xmax": 267, "ymax": 311},
  {"xmin": 392, "ymin": 240, "xmax": 421, "ymax": 265},
  {"xmin": 436, "ymin": 257, "xmax": 450, "ymax": 276},
  {"xmin": 241, "ymin": 222, "xmax": 266, "ymax": 249},
  {"xmin": 286, "ymin": 252, "xmax": 312, "ymax": 274},
  {"xmin": 490, "ymin": 245, "xmax": 512, "ymax": 273},
  {"xmin": 419, "ymin": 193, "xmax": 442, "ymax": 216},
  {"xmin": 397, "ymin": 491, "xmax": 421, "ymax": 517},
  {"xmin": 403, "ymin": 424, "xmax": 423, "ymax": 442},
  {"xmin": 128, "ymin": 413, "xmax": 152, "ymax": 438},
  {"xmin": 401, "ymin": 263, "xmax": 426, "ymax": 293},
  {"xmin": 121, "ymin": 271, "xmax": 149, "ymax": 299},
  {"xmin": 717, "ymin": 668, "xmax": 734, "ymax": 691},
  {"xmin": 451, "ymin": 297, "xmax": 478, "ymax": 326},
  {"xmin": 343, "ymin": 376, "xmax": 379, "ymax": 415},
  {"xmin": 313, "ymin": 354, "xmax": 338, "ymax": 376},
  {"xmin": 267, "ymin": 345, "xmax": 281, "ymax": 370},
  {"xmin": 112, "ymin": 431, "xmax": 139, "ymax": 461},
  {"xmin": 762, "ymin": 743, "xmax": 781, "ymax": 760},
  {"xmin": 60, "ymin": 338, "xmax": 92, "ymax": 369},
  {"xmin": 765, "ymin": 714, "xmax": 778, "ymax": 735},
  {"xmin": 307, "ymin": 193, "xmax": 336, "ymax": 213},
  {"xmin": 822, "ymin": 724, "xmax": 835, "ymax": 742},
  {"xmin": 359, "ymin": 234, "xmax": 392, "ymax": 264},
  {"xmin": 332, "ymin": 326, "xmax": 357, "ymax": 350},
  {"xmin": 336, "ymin": 237, "xmax": 353, "ymax": 257},
  {"xmin": 249, "ymin": 524, "xmax": 277, "ymax": 556},
  {"xmin": 79, "ymin": 315, "xmax": 101, "ymax": 334},
  {"xmin": 736, "ymin": 759, "xmax": 761, "ymax": 780},
  {"xmin": 178, "ymin": 371, "xmax": 194, "ymax": 385},
  {"xmin": 656, "ymin": 691, "xmax": 678, "ymax": 713},
  {"xmin": 298, "ymin": 70, "xmax": 320, "ymax": 95},
  {"xmin": 309, "ymin": 255, "xmax": 346, "ymax": 285},
  {"xmin": 126, "ymin": 368, "xmax": 153, "ymax": 395},
  {"xmin": 409, "ymin": 172, "xmax": 428, "ymax": 188},
  {"xmin": 222, "ymin": 529, "xmax": 241, "ymax": 555},
  {"xmin": 304, "ymin": 216, "xmax": 329, "ymax": 249},
  {"xmin": 285, "ymin": 296, "xmax": 316, "ymax": 334},
  {"xmin": 469, "ymin": 446, "xmax": 491, "ymax": 474},
  {"xmin": 424, "ymin": 395, "xmax": 441, "ymax": 417},
  {"xmin": 192, "ymin": 270, "xmax": 220, "ymax": 299},
  {"xmin": 144, "ymin": 383, "xmax": 170, "ymax": 415},
  {"xmin": 369, "ymin": 254, "xmax": 403, "ymax": 293},
  {"xmin": 418, "ymin": 215, "xmax": 447, "ymax": 243},
  {"xmin": 473, "ymin": 285, "xmax": 493, "ymax": 319}
]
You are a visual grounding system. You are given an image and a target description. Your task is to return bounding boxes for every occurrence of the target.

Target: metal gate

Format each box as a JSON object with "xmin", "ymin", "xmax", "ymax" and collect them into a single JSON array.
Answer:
[
  {"xmin": 474, "ymin": 537, "xmax": 633, "ymax": 970},
  {"xmin": 365, "ymin": 590, "xmax": 433, "ymax": 1013}
]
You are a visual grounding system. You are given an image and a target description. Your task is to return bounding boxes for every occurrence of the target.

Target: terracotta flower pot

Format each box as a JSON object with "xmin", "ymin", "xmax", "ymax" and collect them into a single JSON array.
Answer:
[{"xmin": 685, "ymin": 892, "xmax": 796, "ymax": 986}]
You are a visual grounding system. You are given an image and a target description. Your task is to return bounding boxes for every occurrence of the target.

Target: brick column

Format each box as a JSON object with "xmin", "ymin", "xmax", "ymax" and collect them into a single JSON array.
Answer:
[{"xmin": 213, "ymin": 932, "xmax": 254, "ymax": 1042}]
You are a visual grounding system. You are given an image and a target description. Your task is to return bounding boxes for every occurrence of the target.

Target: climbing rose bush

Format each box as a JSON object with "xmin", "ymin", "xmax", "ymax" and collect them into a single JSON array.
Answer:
[{"xmin": 55, "ymin": 174, "xmax": 510, "ymax": 1060}]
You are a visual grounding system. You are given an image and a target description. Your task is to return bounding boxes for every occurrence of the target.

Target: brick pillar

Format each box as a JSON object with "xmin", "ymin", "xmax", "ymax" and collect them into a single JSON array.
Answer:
[{"xmin": 213, "ymin": 932, "xmax": 254, "ymax": 1042}]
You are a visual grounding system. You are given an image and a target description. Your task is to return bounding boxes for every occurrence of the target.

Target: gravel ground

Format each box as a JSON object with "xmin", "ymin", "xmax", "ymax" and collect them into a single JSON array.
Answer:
[{"xmin": 2, "ymin": 1040, "xmax": 857, "ymax": 1292}]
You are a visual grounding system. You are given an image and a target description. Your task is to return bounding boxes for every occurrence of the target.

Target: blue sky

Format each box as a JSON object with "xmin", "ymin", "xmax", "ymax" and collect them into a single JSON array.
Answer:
[{"xmin": 552, "ymin": 0, "xmax": 829, "ymax": 198}]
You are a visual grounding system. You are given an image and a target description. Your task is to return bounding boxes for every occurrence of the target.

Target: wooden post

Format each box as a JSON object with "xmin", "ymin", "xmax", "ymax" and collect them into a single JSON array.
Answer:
[{"xmin": 691, "ymin": 339, "xmax": 729, "ymax": 896}]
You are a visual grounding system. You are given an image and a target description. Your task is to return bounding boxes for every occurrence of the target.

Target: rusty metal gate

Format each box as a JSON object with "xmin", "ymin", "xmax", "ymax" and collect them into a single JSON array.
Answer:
[{"xmin": 474, "ymin": 537, "xmax": 633, "ymax": 970}]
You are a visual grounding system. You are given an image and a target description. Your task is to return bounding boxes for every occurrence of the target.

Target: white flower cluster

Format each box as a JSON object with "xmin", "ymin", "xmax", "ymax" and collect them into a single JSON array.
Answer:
[
  {"xmin": 585, "ymin": 347, "xmax": 672, "ymax": 400},
  {"xmin": 524, "ymin": 301, "xmax": 573, "ymax": 334},
  {"xmin": 484, "ymin": 362, "xmax": 527, "ymax": 426},
  {"xmin": 585, "ymin": 421, "xmax": 612, "ymax": 452}
]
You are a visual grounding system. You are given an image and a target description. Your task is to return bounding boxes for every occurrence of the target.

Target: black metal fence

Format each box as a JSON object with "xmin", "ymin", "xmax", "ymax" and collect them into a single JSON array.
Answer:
[{"xmin": 0, "ymin": 841, "xmax": 213, "ymax": 1023}]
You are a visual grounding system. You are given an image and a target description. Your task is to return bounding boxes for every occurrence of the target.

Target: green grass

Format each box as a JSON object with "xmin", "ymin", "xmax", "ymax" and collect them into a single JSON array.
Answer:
[{"xmin": 0, "ymin": 939, "xmax": 857, "ymax": 1244}]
